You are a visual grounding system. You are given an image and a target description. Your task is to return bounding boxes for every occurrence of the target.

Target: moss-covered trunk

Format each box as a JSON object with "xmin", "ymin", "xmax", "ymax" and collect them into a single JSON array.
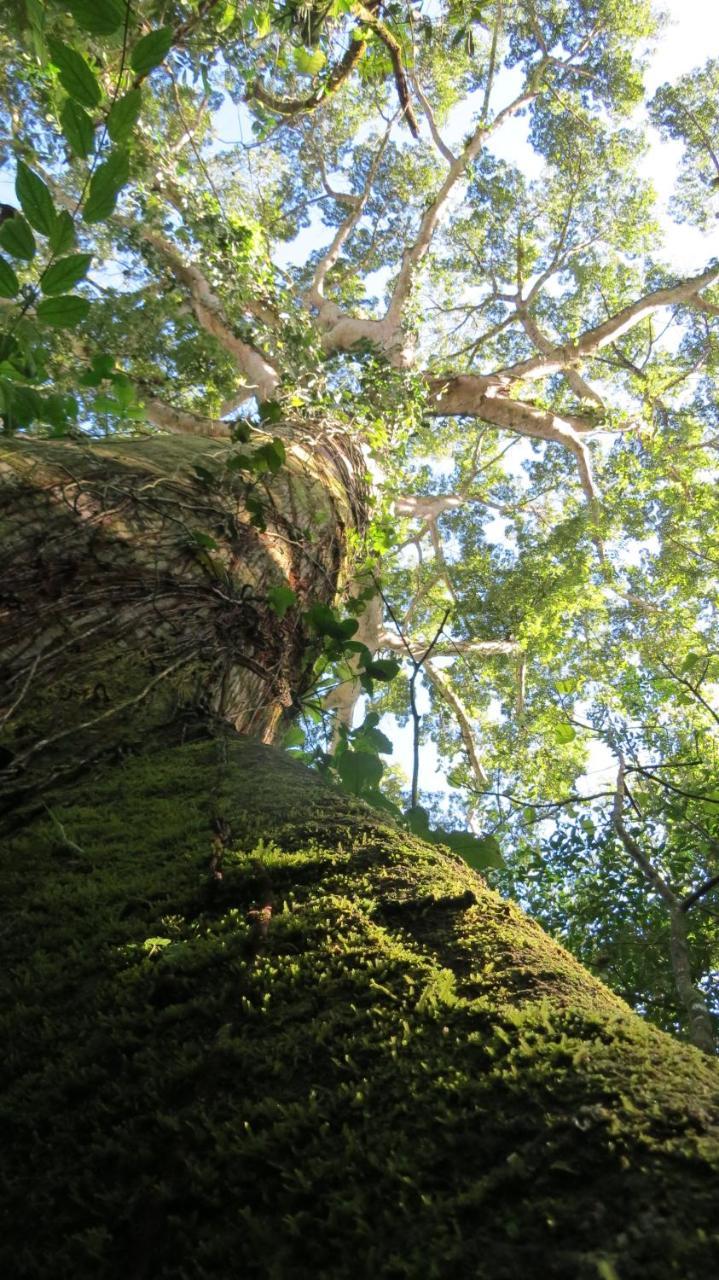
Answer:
[{"xmin": 2, "ymin": 435, "xmax": 719, "ymax": 1279}]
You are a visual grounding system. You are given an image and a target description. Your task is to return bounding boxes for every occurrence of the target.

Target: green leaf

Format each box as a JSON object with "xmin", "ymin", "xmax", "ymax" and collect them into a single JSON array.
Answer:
[
  {"xmin": 282, "ymin": 724, "xmax": 305, "ymax": 749},
  {"xmin": 305, "ymin": 604, "xmax": 358, "ymax": 642},
  {"xmin": 36, "ymin": 294, "xmax": 90, "ymax": 328},
  {"xmin": 48, "ymin": 38, "xmax": 102, "ymax": 109},
  {"xmin": 555, "ymin": 678, "xmax": 578, "ymax": 695},
  {"xmin": 441, "ymin": 831, "xmax": 504, "ymax": 869},
  {"xmin": 130, "ymin": 26, "xmax": 174, "ymax": 76},
  {"xmin": 64, "ymin": 0, "xmax": 126, "ymax": 35},
  {"xmin": 294, "ymin": 47, "xmax": 326, "ymax": 76},
  {"xmin": 353, "ymin": 726, "xmax": 393, "ymax": 755},
  {"xmin": 406, "ymin": 806, "xmax": 431, "ymax": 835},
  {"xmin": 555, "ymin": 723, "xmax": 576, "ymax": 744},
  {"xmin": 681, "ymin": 651, "xmax": 702, "ymax": 673},
  {"xmin": 48, "ymin": 210, "xmax": 76, "ymax": 254},
  {"xmin": 190, "ymin": 530, "xmax": 219, "ymax": 550},
  {"xmin": 106, "ymin": 88, "xmax": 142, "ymax": 143},
  {"xmin": 363, "ymin": 658, "xmax": 400, "ymax": 681},
  {"xmin": 267, "ymin": 585, "xmax": 297, "ymax": 618},
  {"xmin": 0, "ymin": 257, "xmax": 20, "ymax": 299},
  {"xmin": 252, "ymin": 438, "xmax": 286, "ymax": 474},
  {"xmin": 337, "ymin": 750, "xmax": 384, "ymax": 796},
  {"xmin": 60, "ymin": 99, "xmax": 95, "ymax": 158},
  {"xmin": 41, "ymin": 253, "xmax": 92, "ymax": 296},
  {"xmin": 83, "ymin": 149, "xmax": 129, "ymax": 223},
  {"xmin": 80, "ymin": 352, "xmax": 114, "ymax": 385},
  {"xmin": 16, "ymin": 162, "xmax": 58, "ymax": 237},
  {"xmin": 2, "ymin": 381, "xmax": 43, "ymax": 428},
  {"xmin": 217, "ymin": 2, "xmax": 237, "ymax": 32},
  {"xmin": 0, "ymin": 214, "xmax": 36, "ymax": 260}
]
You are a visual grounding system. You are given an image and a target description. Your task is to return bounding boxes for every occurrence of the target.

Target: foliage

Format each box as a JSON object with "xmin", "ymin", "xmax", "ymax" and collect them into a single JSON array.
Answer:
[{"xmin": 1, "ymin": 0, "xmax": 718, "ymax": 1047}]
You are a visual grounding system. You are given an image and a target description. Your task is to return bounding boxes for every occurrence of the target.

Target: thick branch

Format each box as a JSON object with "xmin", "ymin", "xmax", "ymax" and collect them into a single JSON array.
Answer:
[
  {"xmin": 424, "ymin": 659, "xmax": 489, "ymax": 788},
  {"xmin": 141, "ymin": 230, "xmax": 280, "ymax": 401},
  {"xmin": 143, "ymin": 398, "xmax": 231, "ymax": 439},
  {"xmin": 498, "ymin": 264, "xmax": 719, "ymax": 383},
  {"xmin": 426, "ymin": 377, "xmax": 597, "ymax": 502},
  {"xmin": 247, "ymin": 31, "xmax": 367, "ymax": 119}
]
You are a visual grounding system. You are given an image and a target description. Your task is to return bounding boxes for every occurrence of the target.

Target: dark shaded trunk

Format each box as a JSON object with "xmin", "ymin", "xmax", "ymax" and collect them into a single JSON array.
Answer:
[{"xmin": 2, "ymin": 434, "xmax": 719, "ymax": 1279}]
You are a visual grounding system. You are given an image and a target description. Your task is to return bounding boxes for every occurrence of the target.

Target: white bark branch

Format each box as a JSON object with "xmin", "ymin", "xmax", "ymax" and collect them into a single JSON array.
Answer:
[
  {"xmin": 141, "ymin": 229, "xmax": 281, "ymax": 401},
  {"xmin": 143, "ymin": 398, "xmax": 231, "ymax": 438},
  {"xmin": 424, "ymin": 659, "xmax": 489, "ymax": 788},
  {"xmin": 426, "ymin": 377, "xmax": 597, "ymax": 502},
  {"xmin": 498, "ymin": 264, "xmax": 719, "ymax": 384}
]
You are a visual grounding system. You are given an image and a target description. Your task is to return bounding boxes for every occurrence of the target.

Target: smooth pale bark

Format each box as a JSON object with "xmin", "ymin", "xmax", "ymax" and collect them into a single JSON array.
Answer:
[{"xmin": 2, "ymin": 434, "xmax": 719, "ymax": 1279}]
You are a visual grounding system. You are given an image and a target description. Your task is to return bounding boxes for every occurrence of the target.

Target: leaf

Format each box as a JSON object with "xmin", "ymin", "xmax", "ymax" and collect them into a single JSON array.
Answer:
[
  {"xmin": 294, "ymin": 47, "xmax": 326, "ymax": 76},
  {"xmin": 363, "ymin": 658, "xmax": 400, "ymax": 681},
  {"xmin": 59, "ymin": 100, "xmax": 95, "ymax": 158},
  {"xmin": 106, "ymin": 88, "xmax": 142, "ymax": 143},
  {"xmin": 555, "ymin": 678, "xmax": 578, "ymax": 695},
  {"xmin": 83, "ymin": 149, "xmax": 129, "ymax": 223},
  {"xmin": 80, "ymin": 352, "xmax": 114, "ymax": 386},
  {"xmin": 2, "ymin": 381, "xmax": 43, "ymax": 428},
  {"xmin": 267, "ymin": 585, "xmax": 297, "ymax": 619},
  {"xmin": 282, "ymin": 724, "xmax": 305, "ymax": 749},
  {"xmin": 36, "ymin": 294, "xmax": 91, "ymax": 328},
  {"xmin": 252, "ymin": 438, "xmax": 286, "ymax": 474},
  {"xmin": 41, "ymin": 253, "xmax": 92, "ymax": 296},
  {"xmin": 48, "ymin": 210, "xmax": 76, "ymax": 254},
  {"xmin": 64, "ymin": 0, "xmax": 126, "ymax": 35},
  {"xmin": 337, "ymin": 750, "xmax": 384, "ymax": 796},
  {"xmin": 555, "ymin": 723, "xmax": 576, "ymax": 744},
  {"xmin": 16, "ymin": 162, "xmax": 58, "ymax": 237},
  {"xmin": 0, "ymin": 214, "xmax": 36, "ymax": 260},
  {"xmin": 190, "ymin": 530, "xmax": 219, "ymax": 550},
  {"xmin": 130, "ymin": 26, "xmax": 174, "ymax": 76},
  {"xmin": 406, "ymin": 806, "xmax": 431, "ymax": 835},
  {"xmin": 441, "ymin": 831, "xmax": 504, "ymax": 869},
  {"xmin": 0, "ymin": 257, "xmax": 20, "ymax": 299},
  {"xmin": 353, "ymin": 726, "xmax": 393, "ymax": 755},
  {"xmin": 48, "ymin": 38, "xmax": 102, "ymax": 109},
  {"xmin": 305, "ymin": 604, "xmax": 358, "ymax": 642},
  {"xmin": 681, "ymin": 651, "xmax": 702, "ymax": 673}
]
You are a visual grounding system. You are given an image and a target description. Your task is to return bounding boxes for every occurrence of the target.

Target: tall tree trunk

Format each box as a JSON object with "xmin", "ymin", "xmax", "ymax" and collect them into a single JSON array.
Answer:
[{"xmin": 2, "ymin": 434, "xmax": 719, "ymax": 1279}]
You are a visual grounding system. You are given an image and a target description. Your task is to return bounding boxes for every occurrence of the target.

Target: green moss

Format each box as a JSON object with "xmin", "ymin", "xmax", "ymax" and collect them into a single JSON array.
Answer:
[{"xmin": 2, "ymin": 738, "xmax": 719, "ymax": 1278}]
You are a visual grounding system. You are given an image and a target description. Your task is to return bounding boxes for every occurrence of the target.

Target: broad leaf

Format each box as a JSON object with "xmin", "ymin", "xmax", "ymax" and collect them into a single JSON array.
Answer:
[
  {"xmin": 83, "ymin": 150, "xmax": 129, "ymax": 223},
  {"xmin": 0, "ymin": 214, "xmax": 36, "ymax": 260},
  {"xmin": 337, "ymin": 750, "xmax": 384, "ymax": 795},
  {"xmin": 554, "ymin": 724, "xmax": 577, "ymax": 744},
  {"xmin": 363, "ymin": 658, "xmax": 400, "ymax": 681},
  {"xmin": 267, "ymin": 585, "xmax": 297, "ymax": 618},
  {"xmin": 36, "ymin": 294, "xmax": 91, "ymax": 327},
  {"xmin": 294, "ymin": 47, "xmax": 326, "ymax": 76},
  {"xmin": 41, "ymin": 253, "xmax": 92, "ymax": 296},
  {"xmin": 16, "ymin": 163, "xmax": 58, "ymax": 237},
  {"xmin": 48, "ymin": 38, "xmax": 102, "ymax": 109},
  {"xmin": 130, "ymin": 26, "xmax": 174, "ymax": 76},
  {"xmin": 60, "ymin": 100, "xmax": 95, "ymax": 158},
  {"xmin": 63, "ymin": 0, "xmax": 126, "ymax": 35},
  {"xmin": 49, "ymin": 211, "xmax": 77, "ymax": 255},
  {"xmin": 441, "ymin": 831, "xmax": 504, "ymax": 869},
  {"xmin": 106, "ymin": 89, "xmax": 142, "ymax": 144},
  {"xmin": 0, "ymin": 257, "xmax": 20, "ymax": 299}
]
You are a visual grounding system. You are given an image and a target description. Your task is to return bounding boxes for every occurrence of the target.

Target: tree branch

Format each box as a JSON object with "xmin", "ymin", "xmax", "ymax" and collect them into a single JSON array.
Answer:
[
  {"xmin": 424, "ymin": 659, "xmax": 489, "ymax": 788},
  {"xmin": 497, "ymin": 264, "xmax": 719, "ymax": 384}
]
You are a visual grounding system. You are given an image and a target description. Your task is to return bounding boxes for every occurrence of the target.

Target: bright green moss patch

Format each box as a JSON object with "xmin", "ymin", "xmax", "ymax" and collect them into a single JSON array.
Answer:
[{"xmin": 2, "ymin": 737, "xmax": 719, "ymax": 1278}]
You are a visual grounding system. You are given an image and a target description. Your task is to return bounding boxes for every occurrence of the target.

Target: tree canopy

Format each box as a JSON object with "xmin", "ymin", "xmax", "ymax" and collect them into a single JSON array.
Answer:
[{"xmin": 1, "ymin": 0, "xmax": 719, "ymax": 1051}]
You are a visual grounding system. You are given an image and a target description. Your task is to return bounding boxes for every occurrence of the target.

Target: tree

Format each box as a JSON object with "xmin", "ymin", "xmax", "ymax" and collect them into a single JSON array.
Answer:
[{"xmin": 2, "ymin": 2, "xmax": 719, "ymax": 1276}]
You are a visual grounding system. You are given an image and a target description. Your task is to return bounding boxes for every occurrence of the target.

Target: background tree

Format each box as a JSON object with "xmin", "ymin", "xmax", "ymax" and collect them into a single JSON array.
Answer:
[{"xmin": 2, "ymin": 2, "xmax": 719, "ymax": 1276}]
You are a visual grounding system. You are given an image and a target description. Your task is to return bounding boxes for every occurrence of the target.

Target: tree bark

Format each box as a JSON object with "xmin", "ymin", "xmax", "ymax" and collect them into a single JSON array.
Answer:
[{"xmin": 2, "ymin": 435, "xmax": 719, "ymax": 1279}]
